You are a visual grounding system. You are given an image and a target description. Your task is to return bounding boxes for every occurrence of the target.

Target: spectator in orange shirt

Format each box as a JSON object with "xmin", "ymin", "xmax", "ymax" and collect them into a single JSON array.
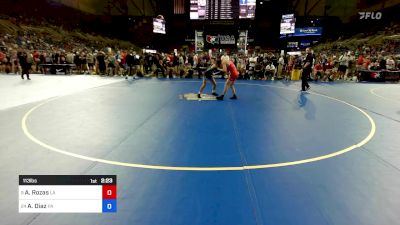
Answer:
[{"xmin": 362, "ymin": 56, "xmax": 371, "ymax": 70}]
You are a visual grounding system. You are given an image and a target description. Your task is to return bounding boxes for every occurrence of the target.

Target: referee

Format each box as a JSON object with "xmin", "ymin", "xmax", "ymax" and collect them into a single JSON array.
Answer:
[{"xmin": 301, "ymin": 47, "xmax": 313, "ymax": 91}]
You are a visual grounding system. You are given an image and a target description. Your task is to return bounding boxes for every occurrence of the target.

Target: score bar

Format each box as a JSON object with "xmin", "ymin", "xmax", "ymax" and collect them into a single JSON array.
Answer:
[{"xmin": 19, "ymin": 175, "xmax": 117, "ymax": 213}]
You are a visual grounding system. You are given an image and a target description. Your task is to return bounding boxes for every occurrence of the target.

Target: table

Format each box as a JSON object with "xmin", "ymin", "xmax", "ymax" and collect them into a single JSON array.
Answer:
[
  {"xmin": 40, "ymin": 64, "xmax": 75, "ymax": 75},
  {"xmin": 357, "ymin": 69, "xmax": 400, "ymax": 82}
]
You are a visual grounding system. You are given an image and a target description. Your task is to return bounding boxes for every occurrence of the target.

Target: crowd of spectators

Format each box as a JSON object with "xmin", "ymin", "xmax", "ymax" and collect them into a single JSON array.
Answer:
[{"xmin": 0, "ymin": 15, "xmax": 399, "ymax": 82}]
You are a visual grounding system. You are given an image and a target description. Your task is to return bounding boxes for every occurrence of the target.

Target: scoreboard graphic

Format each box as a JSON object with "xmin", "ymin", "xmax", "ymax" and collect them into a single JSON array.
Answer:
[{"xmin": 19, "ymin": 175, "xmax": 117, "ymax": 213}]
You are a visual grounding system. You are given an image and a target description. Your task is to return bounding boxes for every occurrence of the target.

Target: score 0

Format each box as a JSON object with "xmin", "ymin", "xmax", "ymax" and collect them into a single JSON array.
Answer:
[{"xmin": 102, "ymin": 184, "xmax": 117, "ymax": 213}]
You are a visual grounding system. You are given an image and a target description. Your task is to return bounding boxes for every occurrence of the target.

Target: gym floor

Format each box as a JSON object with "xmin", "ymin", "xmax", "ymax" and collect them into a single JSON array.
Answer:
[{"xmin": 1, "ymin": 74, "xmax": 400, "ymax": 225}]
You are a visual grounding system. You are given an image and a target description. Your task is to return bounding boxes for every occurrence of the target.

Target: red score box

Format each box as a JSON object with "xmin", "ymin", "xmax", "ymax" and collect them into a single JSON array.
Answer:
[{"xmin": 102, "ymin": 185, "xmax": 117, "ymax": 199}]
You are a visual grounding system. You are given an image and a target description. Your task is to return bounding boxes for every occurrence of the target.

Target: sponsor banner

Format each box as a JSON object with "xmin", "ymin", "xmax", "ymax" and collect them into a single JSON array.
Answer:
[
  {"xmin": 204, "ymin": 33, "xmax": 237, "ymax": 49},
  {"xmin": 300, "ymin": 40, "xmax": 311, "ymax": 47},
  {"xmin": 281, "ymin": 27, "xmax": 322, "ymax": 38},
  {"xmin": 294, "ymin": 27, "xmax": 322, "ymax": 36},
  {"xmin": 287, "ymin": 42, "xmax": 298, "ymax": 48},
  {"xmin": 206, "ymin": 34, "xmax": 236, "ymax": 45}
]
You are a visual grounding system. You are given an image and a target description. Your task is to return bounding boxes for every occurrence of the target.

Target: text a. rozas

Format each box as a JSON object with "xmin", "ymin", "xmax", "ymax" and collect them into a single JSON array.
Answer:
[{"xmin": 22, "ymin": 190, "xmax": 56, "ymax": 195}]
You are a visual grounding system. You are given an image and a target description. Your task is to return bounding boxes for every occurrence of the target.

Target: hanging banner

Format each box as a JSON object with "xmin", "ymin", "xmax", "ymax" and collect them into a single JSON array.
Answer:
[
  {"xmin": 195, "ymin": 30, "xmax": 204, "ymax": 53},
  {"xmin": 237, "ymin": 30, "xmax": 248, "ymax": 53}
]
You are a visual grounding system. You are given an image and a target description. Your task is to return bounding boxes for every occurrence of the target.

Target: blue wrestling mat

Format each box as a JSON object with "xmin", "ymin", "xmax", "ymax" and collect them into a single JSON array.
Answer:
[{"xmin": 1, "ymin": 78, "xmax": 400, "ymax": 225}]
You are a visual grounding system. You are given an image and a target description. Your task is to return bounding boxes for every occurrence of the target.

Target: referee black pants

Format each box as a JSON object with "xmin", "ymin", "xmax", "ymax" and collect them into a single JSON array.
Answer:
[{"xmin": 301, "ymin": 70, "xmax": 310, "ymax": 91}]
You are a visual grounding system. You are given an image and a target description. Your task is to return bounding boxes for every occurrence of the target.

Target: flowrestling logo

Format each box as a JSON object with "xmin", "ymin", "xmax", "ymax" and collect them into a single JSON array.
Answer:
[
  {"xmin": 359, "ymin": 12, "xmax": 382, "ymax": 20},
  {"xmin": 206, "ymin": 35, "xmax": 236, "ymax": 45}
]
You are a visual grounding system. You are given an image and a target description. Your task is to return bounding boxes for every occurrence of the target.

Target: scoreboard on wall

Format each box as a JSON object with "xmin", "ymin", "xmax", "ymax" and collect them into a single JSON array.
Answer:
[
  {"xmin": 19, "ymin": 175, "xmax": 117, "ymax": 213},
  {"xmin": 190, "ymin": 0, "xmax": 256, "ymax": 20}
]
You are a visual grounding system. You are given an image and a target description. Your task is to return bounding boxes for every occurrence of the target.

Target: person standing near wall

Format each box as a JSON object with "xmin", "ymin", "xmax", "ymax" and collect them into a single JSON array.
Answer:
[
  {"xmin": 18, "ymin": 50, "xmax": 30, "ymax": 80},
  {"xmin": 301, "ymin": 48, "xmax": 313, "ymax": 91}
]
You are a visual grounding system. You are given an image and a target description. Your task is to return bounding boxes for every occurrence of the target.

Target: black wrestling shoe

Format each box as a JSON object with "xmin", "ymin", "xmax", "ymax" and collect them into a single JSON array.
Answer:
[
  {"xmin": 212, "ymin": 92, "xmax": 218, "ymax": 96},
  {"xmin": 197, "ymin": 93, "xmax": 201, "ymax": 98},
  {"xmin": 230, "ymin": 95, "xmax": 237, "ymax": 100},
  {"xmin": 216, "ymin": 95, "xmax": 224, "ymax": 100}
]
